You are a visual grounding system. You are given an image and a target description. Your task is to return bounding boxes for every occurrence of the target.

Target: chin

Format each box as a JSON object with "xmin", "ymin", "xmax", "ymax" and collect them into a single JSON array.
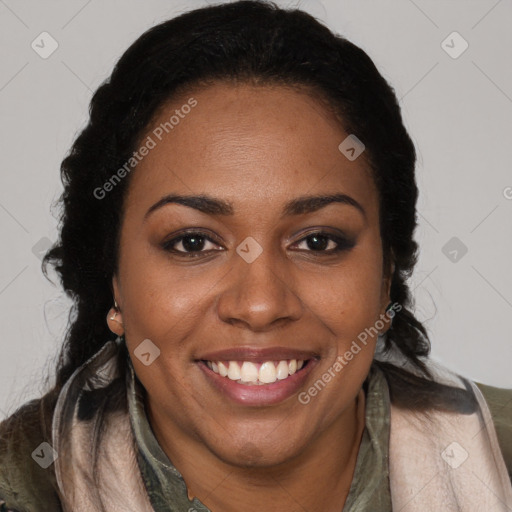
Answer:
[{"xmin": 208, "ymin": 433, "xmax": 304, "ymax": 470}]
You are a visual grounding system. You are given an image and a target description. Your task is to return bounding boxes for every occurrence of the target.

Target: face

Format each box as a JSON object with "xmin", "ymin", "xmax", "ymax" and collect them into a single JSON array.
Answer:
[{"xmin": 111, "ymin": 82, "xmax": 392, "ymax": 468}]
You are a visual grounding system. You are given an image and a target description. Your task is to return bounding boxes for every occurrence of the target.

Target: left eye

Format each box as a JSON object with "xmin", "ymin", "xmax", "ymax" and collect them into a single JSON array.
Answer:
[{"xmin": 291, "ymin": 232, "xmax": 353, "ymax": 253}]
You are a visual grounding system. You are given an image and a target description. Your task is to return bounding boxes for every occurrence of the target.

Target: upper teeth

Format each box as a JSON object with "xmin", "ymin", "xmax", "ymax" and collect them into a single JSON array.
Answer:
[{"xmin": 206, "ymin": 359, "xmax": 305, "ymax": 385}]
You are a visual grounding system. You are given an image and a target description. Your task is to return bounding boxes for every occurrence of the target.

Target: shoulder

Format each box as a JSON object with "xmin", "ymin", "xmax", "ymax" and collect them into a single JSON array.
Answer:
[
  {"xmin": 0, "ymin": 390, "xmax": 62, "ymax": 512},
  {"xmin": 476, "ymin": 382, "xmax": 512, "ymax": 482}
]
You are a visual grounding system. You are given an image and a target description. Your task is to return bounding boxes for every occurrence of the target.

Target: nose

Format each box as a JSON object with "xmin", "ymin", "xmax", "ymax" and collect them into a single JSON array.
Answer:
[{"xmin": 215, "ymin": 245, "xmax": 303, "ymax": 332}]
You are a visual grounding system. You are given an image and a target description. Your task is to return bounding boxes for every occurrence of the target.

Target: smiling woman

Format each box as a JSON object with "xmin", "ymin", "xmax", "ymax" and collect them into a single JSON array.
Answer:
[{"xmin": 0, "ymin": 1, "xmax": 511, "ymax": 511}]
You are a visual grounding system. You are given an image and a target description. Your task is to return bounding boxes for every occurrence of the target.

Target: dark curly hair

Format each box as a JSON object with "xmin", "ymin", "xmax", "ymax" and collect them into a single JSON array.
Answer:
[{"xmin": 41, "ymin": 0, "xmax": 473, "ymax": 411}]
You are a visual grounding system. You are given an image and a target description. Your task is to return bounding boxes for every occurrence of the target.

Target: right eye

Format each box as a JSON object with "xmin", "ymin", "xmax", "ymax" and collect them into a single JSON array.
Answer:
[{"xmin": 161, "ymin": 231, "xmax": 224, "ymax": 257}]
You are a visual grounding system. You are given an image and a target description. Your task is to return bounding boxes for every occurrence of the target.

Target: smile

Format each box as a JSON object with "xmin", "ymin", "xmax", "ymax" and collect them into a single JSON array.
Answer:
[
  {"xmin": 205, "ymin": 359, "xmax": 306, "ymax": 385},
  {"xmin": 197, "ymin": 347, "xmax": 318, "ymax": 406}
]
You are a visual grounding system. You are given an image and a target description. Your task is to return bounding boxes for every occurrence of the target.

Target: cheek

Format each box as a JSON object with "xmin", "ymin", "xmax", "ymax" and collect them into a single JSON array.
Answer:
[
  {"xmin": 118, "ymin": 243, "xmax": 230, "ymax": 351},
  {"xmin": 123, "ymin": 272, "xmax": 208, "ymax": 339},
  {"xmin": 302, "ymin": 246, "xmax": 384, "ymax": 335}
]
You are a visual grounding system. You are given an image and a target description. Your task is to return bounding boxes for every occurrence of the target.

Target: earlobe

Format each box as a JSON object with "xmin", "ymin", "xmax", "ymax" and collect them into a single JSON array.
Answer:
[
  {"xmin": 107, "ymin": 275, "xmax": 124, "ymax": 335},
  {"xmin": 107, "ymin": 301, "xmax": 124, "ymax": 335}
]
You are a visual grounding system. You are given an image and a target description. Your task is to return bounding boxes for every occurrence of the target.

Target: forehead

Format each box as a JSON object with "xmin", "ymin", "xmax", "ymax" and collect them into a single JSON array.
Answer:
[{"xmin": 125, "ymin": 82, "xmax": 378, "ymax": 218}]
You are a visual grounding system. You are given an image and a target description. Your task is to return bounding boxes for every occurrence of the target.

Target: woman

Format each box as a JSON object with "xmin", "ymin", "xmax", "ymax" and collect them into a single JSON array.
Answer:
[{"xmin": 1, "ymin": 1, "xmax": 510, "ymax": 511}]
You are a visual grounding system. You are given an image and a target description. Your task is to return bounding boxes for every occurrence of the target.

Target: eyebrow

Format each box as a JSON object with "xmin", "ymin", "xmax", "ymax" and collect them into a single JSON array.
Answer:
[{"xmin": 144, "ymin": 193, "xmax": 366, "ymax": 220}]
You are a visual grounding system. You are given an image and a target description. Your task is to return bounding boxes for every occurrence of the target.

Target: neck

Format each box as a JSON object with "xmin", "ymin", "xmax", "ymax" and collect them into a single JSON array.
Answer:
[{"xmin": 148, "ymin": 389, "xmax": 366, "ymax": 512}]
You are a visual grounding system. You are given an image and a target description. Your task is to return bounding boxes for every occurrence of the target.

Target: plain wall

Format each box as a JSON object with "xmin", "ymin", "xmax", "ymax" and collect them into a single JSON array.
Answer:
[{"xmin": 0, "ymin": 0, "xmax": 511, "ymax": 419}]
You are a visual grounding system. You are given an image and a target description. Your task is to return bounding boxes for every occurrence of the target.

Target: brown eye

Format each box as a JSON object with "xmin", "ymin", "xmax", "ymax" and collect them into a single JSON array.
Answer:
[
  {"xmin": 302, "ymin": 233, "xmax": 332, "ymax": 251},
  {"xmin": 161, "ymin": 231, "xmax": 222, "ymax": 256},
  {"xmin": 292, "ymin": 231, "xmax": 355, "ymax": 254},
  {"xmin": 178, "ymin": 234, "xmax": 207, "ymax": 252}
]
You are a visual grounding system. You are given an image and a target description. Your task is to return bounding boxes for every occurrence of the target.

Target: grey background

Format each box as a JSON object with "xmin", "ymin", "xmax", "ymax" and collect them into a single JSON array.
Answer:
[{"xmin": 0, "ymin": 0, "xmax": 511, "ymax": 419}]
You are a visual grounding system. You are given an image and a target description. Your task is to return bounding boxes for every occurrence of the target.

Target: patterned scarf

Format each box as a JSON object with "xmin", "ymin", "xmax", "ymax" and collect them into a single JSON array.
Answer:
[{"xmin": 51, "ymin": 337, "xmax": 512, "ymax": 511}]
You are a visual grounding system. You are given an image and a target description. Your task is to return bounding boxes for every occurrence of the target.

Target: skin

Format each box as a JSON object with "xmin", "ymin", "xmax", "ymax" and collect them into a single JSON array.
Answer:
[{"xmin": 107, "ymin": 82, "xmax": 393, "ymax": 512}]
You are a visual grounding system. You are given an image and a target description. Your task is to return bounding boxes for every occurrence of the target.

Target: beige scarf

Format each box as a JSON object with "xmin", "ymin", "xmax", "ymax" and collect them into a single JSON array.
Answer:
[
  {"xmin": 51, "ymin": 338, "xmax": 512, "ymax": 511},
  {"xmin": 389, "ymin": 371, "xmax": 512, "ymax": 510}
]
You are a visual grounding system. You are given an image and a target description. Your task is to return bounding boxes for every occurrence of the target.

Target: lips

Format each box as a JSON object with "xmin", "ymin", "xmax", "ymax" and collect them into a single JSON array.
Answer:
[{"xmin": 196, "ymin": 346, "xmax": 319, "ymax": 406}]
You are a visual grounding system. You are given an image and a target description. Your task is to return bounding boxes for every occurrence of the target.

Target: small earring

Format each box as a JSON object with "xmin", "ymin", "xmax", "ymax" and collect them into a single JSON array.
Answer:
[{"xmin": 110, "ymin": 300, "xmax": 119, "ymax": 321}]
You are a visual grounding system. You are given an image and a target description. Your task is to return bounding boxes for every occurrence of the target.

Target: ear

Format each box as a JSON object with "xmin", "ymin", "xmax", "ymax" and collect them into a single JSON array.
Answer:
[{"xmin": 106, "ymin": 274, "xmax": 124, "ymax": 336}]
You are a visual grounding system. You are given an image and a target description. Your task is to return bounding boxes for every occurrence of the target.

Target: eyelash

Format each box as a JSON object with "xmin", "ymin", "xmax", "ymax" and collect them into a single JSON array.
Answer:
[{"xmin": 161, "ymin": 230, "xmax": 355, "ymax": 258}]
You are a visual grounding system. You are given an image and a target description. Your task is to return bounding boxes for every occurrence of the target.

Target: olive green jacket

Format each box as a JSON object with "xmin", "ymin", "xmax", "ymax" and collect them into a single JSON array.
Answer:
[{"xmin": 1, "ymin": 361, "xmax": 511, "ymax": 512}]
